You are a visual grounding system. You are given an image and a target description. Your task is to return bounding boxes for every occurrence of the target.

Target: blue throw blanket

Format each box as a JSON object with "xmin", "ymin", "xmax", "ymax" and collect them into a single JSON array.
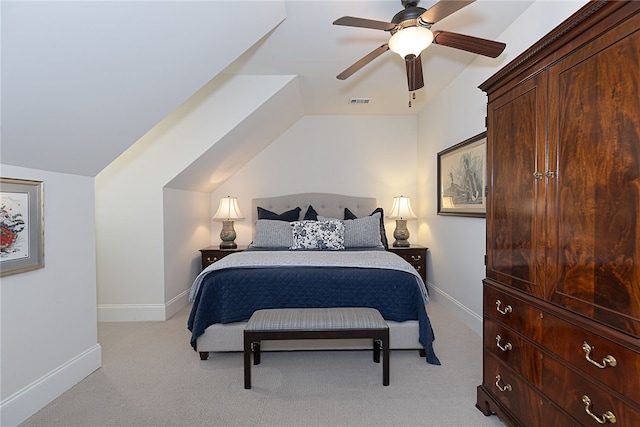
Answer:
[{"xmin": 188, "ymin": 251, "xmax": 440, "ymax": 365}]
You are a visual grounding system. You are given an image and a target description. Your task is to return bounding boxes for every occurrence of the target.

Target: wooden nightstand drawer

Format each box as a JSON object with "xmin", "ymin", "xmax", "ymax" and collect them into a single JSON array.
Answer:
[
  {"xmin": 199, "ymin": 245, "xmax": 246, "ymax": 270},
  {"xmin": 387, "ymin": 245, "xmax": 427, "ymax": 283}
]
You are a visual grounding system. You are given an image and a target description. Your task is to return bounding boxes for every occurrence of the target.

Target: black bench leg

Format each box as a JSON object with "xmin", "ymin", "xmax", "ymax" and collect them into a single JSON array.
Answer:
[
  {"xmin": 373, "ymin": 339, "xmax": 381, "ymax": 363},
  {"xmin": 244, "ymin": 335, "xmax": 251, "ymax": 389},
  {"xmin": 253, "ymin": 342, "xmax": 261, "ymax": 365},
  {"xmin": 382, "ymin": 333, "xmax": 390, "ymax": 386}
]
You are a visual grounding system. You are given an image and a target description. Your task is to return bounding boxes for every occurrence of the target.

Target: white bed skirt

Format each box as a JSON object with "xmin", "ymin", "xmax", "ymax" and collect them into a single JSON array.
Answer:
[{"xmin": 196, "ymin": 319, "xmax": 421, "ymax": 352}]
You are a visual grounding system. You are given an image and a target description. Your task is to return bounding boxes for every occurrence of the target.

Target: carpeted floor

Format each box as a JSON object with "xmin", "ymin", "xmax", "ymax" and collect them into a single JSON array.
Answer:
[{"xmin": 20, "ymin": 300, "xmax": 505, "ymax": 426}]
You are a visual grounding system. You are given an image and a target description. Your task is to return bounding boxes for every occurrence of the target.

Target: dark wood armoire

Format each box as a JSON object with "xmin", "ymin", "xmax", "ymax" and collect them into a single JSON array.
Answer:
[{"xmin": 476, "ymin": 1, "xmax": 640, "ymax": 425}]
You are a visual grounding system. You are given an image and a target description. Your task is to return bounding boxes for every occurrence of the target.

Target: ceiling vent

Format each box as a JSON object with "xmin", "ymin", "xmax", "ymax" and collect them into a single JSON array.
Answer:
[{"xmin": 349, "ymin": 98, "xmax": 371, "ymax": 104}]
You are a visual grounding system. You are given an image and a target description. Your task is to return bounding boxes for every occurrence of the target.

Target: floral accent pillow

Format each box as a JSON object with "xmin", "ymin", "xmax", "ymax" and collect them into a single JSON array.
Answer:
[{"xmin": 290, "ymin": 220, "xmax": 345, "ymax": 250}]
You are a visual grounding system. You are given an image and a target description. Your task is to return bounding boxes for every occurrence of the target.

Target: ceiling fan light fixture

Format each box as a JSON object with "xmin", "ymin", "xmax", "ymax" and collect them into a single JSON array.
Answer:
[{"xmin": 388, "ymin": 26, "xmax": 433, "ymax": 59}]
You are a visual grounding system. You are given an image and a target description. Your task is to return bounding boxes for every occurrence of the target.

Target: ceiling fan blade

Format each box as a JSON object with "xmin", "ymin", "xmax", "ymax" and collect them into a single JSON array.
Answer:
[
  {"xmin": 419, "ymin": 0, "xmax": 475, "ymax": 25},
  {"xmin": 433, "ymin": 31, "xmax": 506, "ymax": 58},
  {"xmin": 405, "ymin": 54, "xmax": 424, "ymax": 91},
  {"xmin": 337, "ymin": 44, "xmax": 390, "ymax": 80},
  {"xmin": 333, "ymin": 16, "xmax": 395, "ymax": 31}
]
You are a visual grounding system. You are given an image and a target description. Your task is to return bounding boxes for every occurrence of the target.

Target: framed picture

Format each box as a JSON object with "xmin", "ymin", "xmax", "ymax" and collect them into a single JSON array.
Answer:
[
  {"xmin": 437, "ymin": 132, "xmax": 487, "ymax": 217},
  {"xmin": 1, "ymin": 178, "xmax": 44, "ymax": 276}
]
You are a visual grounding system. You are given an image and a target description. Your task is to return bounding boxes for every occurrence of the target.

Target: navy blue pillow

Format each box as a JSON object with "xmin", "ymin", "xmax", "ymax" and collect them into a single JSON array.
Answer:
[
  {"xmin": 257, "ymin": 206, "xmax": 301, "ymax": 222},
  {"xmin": 344, "ymin": 207, "xmax": 389, "ymax": 249},
  {"xmin": 303, "ymin": 205, "xmax": 319, "ymax": 221}
]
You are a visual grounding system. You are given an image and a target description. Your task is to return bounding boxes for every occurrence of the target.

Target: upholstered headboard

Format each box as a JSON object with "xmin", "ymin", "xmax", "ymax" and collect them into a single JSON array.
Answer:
[{"xmin": 251, "ymin": 193, "xmax": 377, "ymax": 224}]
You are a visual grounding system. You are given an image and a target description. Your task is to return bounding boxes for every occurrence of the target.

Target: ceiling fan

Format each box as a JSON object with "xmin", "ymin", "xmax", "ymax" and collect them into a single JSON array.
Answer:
[{"xmin": 333, "ymin": 0, "xmax": 506, "ymax": 92}]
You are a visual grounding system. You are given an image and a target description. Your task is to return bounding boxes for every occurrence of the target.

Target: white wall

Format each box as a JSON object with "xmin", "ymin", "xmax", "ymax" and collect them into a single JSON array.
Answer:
[
  {"xmin": 210, "ymin": 115, "xmax": 420, "ymax": 246},
  {"xmin": 95, "ymin": 74, "xmax": 297, "ymax": 321},
  {"xmin": 0, "ymin": 165, "xmax": 100, "ymax": 427},
  {"xmin": 416, "ymin": 0, "xmax": 588, "ymax": 335},
  {"xmin": 162, "ymin": 188, "xmax": 210, "ymax": 319}
]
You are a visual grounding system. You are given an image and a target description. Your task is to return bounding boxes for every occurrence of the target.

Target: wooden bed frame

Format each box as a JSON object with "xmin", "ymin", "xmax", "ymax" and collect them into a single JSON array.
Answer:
[{"xmin": 196, "ymin": 192, "xmax": 423, "ymax": 359}]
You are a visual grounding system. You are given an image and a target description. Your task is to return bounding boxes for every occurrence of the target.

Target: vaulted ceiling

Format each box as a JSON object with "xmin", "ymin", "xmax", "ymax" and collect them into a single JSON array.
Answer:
[{"xmin": 2, "ymin": 1, "xmax": 534, "ymax": 178}]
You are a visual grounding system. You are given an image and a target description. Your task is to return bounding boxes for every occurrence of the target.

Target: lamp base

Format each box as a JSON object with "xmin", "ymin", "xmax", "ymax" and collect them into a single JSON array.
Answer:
[
  {"xmin": 392, "ymin": 219, "xmax": 411, "ymax": 248},
  {"xmin": 219, "ymin": 241, "xmax": 238, "ymax": 249},
  {"xmin": 219, "ymin": 220, "xmax": 238, "ymax": 249},
  {"xmin": 392, "ymin": 241, "xmax": 410, "ymax": 248}
]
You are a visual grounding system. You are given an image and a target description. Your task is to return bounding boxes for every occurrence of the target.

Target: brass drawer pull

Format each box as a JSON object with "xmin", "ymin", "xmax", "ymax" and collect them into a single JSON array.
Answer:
[
  {"xmin": 496, "ymin": 300, "xmax": 512, "ymax": 315},
  {"xmin": 496, "ymin": 335, "xmax": 512, "ymax": 352},
  {"xmin": 494, "ymin": 374, "xmax": 512, "ymax": 392},
  {"xmin": 410, "ymin": 255, "xmax": 422, "ymax": 261},
  {"xmin": 581, "ymin": 395, "xmax": 617, "ymax": 424},
  {"xmin": 206, "ymin": 256, "xmax": 219, "ymax": 263},
  {"xmin": 583, "ymin": 342, "xmax": 617, "ymax": 369}
]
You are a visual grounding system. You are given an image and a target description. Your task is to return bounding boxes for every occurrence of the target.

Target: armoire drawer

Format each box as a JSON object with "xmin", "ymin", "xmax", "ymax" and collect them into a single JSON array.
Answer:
[
  {"xmin": 484, "ymin": 317, "xmax": 542, "ymax": 386},
  {"xmin": 483, "ymin": 351, "xmax": 544, "ymax": 425},
  {"xmin": 542, "ymin": 312, "xmax": 640, "ymax": 405},
  {"xmin": 484, "ymin": 283, "xmax": 542, "ymax": 342},
  {"xmin": 543, "ymin": 355, "xmax": 640, "ymax": 426}
]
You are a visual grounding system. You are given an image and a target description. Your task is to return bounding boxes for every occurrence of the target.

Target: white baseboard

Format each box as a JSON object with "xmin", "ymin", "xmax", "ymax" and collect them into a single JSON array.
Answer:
[
  {"xmin": 427, "ymin": 283, "xmax": 483, "ymax": 336},
  {"xmin": 97, "ymin": 303, "xmax": 166, "ymax": 321},
  {"xmin": 0, "ymin": 344, "xmax": 102, "ymax": 427},
  {"xmin": 97, "ymin": 289, "xmax": 190, "ymax": 322},
  {"xmin": 165, "ymin": 289, "xmax": 190, "ymax": 319}
]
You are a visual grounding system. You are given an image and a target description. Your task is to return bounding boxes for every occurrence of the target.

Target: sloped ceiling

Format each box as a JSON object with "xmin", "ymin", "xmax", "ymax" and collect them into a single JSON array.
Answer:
[
  {"xmin": 1, "ymin": 0, "xmax": 287, "ymax": 176},
  {"xmin": 1, "ymin": 1, "xmax": 533, "ymax": 178},
  {"xmin": 226, "ymin": 0, "xmax": 533, "ymax": 115},
  {"xmin": 165, "ymin": 76, "xmax": 304, "ymax": 193}
]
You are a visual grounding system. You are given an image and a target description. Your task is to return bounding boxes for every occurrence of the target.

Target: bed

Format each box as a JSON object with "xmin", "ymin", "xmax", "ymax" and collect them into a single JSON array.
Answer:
[{"xmin": 188, "ymin": 193, "xmax": 440, "ymax": 365}]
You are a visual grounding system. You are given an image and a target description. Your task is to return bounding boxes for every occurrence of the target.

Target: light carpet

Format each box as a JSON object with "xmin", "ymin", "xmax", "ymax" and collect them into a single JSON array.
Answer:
[{"xmin": 20, "ymin": 300, "xmax": 505, "ymax": 426}]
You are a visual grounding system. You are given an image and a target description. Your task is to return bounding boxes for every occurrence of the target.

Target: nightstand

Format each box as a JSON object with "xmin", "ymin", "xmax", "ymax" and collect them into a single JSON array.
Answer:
[
  {"xmin": 387, "ymin": 245, "xmax": 427, "ymax": 284},
  {"xmin": 200, "ymin": 245, "xmax": 247, "ymax": 270}
]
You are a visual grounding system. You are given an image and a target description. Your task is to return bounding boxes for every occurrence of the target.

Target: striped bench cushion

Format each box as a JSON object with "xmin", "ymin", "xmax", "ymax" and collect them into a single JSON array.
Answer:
[{"xmin": 246, "ymin": 307, "xmax": 387, "ymax": 331}]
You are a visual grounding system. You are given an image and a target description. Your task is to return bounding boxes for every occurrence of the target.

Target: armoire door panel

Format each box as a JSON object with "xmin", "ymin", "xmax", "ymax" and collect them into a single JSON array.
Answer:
[
  {"xmin": 548, "ymin": 15, "xmax": 640, "ymax": 337},
  {"xmin": 486, "ymin": 76, "xmax": 547, "ymax": 298}
]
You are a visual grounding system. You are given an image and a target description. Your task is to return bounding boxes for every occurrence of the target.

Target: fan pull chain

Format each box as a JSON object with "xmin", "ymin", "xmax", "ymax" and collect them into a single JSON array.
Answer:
[{"xmin": 408, "ymin": 92, "xmax": 416, "ymax": 108}]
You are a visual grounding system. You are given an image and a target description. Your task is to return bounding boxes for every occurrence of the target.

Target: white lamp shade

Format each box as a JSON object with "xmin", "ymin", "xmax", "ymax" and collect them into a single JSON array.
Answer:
[
  {"xmin": 213, "ymin": 196, "xmax": 244, "ymax": 221},
  {"xmin": 388, "ymin": 27, "xmax": 434, "ymax": 59},
  {"xmin": 388, "ymin": 196, "xmax": 417, "ymax": 219}
]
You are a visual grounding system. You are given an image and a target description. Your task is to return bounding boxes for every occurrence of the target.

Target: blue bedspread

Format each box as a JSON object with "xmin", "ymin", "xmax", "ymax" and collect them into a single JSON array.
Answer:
[{"xmin": 188, "ymin": 260, "xmax": 440, "ymax": 365}]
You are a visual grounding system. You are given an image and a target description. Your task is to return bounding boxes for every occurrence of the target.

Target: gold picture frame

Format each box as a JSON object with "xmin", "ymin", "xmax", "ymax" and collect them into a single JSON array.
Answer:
[{"xmin": 1, "ymin": 178, "xmax": 44, "ymax": 276}]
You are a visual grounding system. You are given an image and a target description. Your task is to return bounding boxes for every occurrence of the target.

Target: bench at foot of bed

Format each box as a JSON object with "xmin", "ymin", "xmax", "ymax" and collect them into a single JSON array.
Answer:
[{"xmin": 243, "ymin": 307, "xmax": 390, "ymax": 389}]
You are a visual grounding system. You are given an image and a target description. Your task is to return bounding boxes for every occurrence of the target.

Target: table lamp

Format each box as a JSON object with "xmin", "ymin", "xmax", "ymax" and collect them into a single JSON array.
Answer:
[
  {"xmin": 213, "ymin": 196, "xmax": 244, "ymax": 249},
  {"xmin": 388, "ymin": 196, "xmax": 417, "ymax": 247}
]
